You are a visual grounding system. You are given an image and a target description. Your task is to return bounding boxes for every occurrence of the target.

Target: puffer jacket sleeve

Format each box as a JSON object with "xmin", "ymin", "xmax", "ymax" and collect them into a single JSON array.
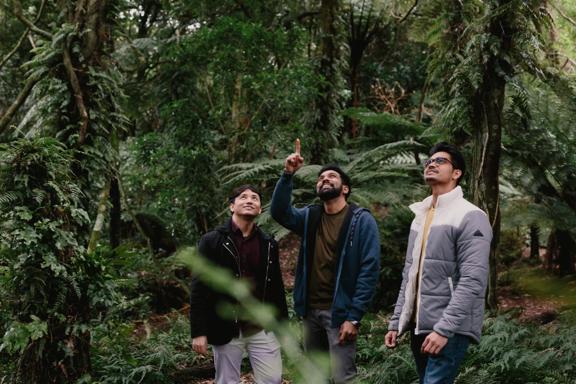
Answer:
[
  {"xmin": 270, "ymin": 172, "xmax": 307, "ymax": 236},
  {"xmin": 347, "ymin": 212, "xmax": 381, "ymax": 322},
  {"xmin": 433, "ymin": 210, "xmax": 492, "ymax": 338}
]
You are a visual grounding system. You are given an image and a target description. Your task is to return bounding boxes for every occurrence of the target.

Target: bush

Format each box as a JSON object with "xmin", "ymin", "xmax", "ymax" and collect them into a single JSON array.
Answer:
[
  {"xmin": 372, "ymin": 205, "xmax": 413, "ymax": 311},
  {"xmin": 498, "ymin": 229, "xmax": 525, "ymax": 267},
  {"xmin": 459, "ymin": 314, "xmax": 576, "ymax": 383},
  {"xmin": 90, "ymin": 314, "xmax": 204, "ymax": 384},
  {"xmin": 356, "ymin": 313, "xmax": 576, "ymax": 384}
]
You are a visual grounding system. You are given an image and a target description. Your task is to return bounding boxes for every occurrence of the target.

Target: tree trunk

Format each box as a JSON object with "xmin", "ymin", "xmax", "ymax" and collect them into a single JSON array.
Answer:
[
  {"xmin": 109, "ymin": 176, "xmax": 121, "ymax": 248},
  {"xmin": 544, "ymin": 230, "xmax": 557, "ymax": 270},
  {"xmin": 347, "ymin": 65, "xmax": 360, "ymax": 138},
  {"xmin": 88, "ymin": 181, "xmax": 111, "ymax": 254},
  {"xmin": 556, "ymin": 229, "xmax": 576, "ymax": 275},
  {"xmin": 311, "ymin": 0, "xmax": 340, "ymax": 164},
  {"xmin": 344, "ymin": 0, "xmax": 379, "ymax": 139},
  {"xmin": 470, "ymin": 76, "xmax": 504, "ymax": 311},
  {"xmin": 16, "ymin": 0, "xmax": 117, "ymax": 381},
  {"xmin": 469, "ymin": 3, "xmax": 512, "ymax": 311},
  {"xmin": 529, "ymin": 224, "xmax": 540, "ymax": 260}
]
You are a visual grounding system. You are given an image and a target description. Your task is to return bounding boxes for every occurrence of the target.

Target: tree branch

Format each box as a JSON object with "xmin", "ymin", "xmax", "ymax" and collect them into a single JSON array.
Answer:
[
  {"xmin": 8, "ymin": 2, "xmax": 53, "ymax": 39},
  {"xmin": 62, "ymin": 40, "xmax": 89, "ymax": 144},
  {"xmin": 0, "ymin": 75, "xmax": 41, "ymax": 134},
  {"xmin": 0, "ymin": 32, "xmax": 29, "ymax": 71},
  {"xmin": 0, "ymin": 0, "xmax": 48, "ymax": 71},
  {"xmin": 552, "ymin": 3, "xmax": 576, "ymax": 28},
  {"xmin": 87, "ymin": 180, "xmax": 110, "ymax": 255},
  {"xmin": 397, "ymin": 0, "xmax": 419, "ymax": 24},
  {"xmin": 561, "ymin": 56, "xmax": 576, "ymax": 70},
  {"xmin": 416, "ymin": 82, "xmax": 429, "ymax": 122}
]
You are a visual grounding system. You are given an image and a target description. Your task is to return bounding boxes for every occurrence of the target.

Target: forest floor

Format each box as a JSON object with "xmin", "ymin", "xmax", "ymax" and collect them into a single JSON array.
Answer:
[{"xmin": 498, "ymin": 285, "xmax": 561, "ymax": 323}]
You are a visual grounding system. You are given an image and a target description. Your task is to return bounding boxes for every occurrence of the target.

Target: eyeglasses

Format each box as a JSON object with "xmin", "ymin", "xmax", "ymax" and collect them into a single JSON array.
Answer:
[{"xmin": 424, "ymin": 157, "xmax": 453, "ymax": 168}]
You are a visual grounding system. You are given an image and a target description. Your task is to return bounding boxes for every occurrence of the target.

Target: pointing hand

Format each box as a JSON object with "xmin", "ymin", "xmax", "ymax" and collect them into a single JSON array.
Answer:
[{"xmin": 285, "ymin": 138, "xmax": 304, "ymax": 174}]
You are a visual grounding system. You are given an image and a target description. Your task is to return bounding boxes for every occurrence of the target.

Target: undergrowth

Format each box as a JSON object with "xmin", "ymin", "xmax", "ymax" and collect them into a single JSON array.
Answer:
[
  {"xmin": 90, "ymin": 314, "xmax": 205, "ymax": 384},
  {"xmin": 356, "ymin": 312, "xmax": 576, "ymax": 384}
]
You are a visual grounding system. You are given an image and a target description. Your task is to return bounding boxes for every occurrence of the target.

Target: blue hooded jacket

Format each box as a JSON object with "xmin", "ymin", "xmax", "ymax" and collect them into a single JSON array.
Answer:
[{"xmin": 270, "ymin": 172, "xmax": 380, "ymax": 327}]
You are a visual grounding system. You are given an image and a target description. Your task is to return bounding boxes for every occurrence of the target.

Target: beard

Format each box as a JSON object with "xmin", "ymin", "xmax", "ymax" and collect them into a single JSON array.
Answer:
[{"xmin": 317, "ymin": 184, "xmax": 342, "ymax": 201}]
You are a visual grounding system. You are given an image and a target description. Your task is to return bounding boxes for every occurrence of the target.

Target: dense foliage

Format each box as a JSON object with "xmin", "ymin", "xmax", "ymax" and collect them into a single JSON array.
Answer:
[{"xmin": 1, "ymin": 0, "xmax": 576, "ymax": 382}]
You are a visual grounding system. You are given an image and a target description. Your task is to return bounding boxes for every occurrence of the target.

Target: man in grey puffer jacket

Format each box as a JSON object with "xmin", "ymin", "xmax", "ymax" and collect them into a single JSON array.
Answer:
[{"xmin": 385, "ymin": 143, "xmax": 492, "ymax": 384}]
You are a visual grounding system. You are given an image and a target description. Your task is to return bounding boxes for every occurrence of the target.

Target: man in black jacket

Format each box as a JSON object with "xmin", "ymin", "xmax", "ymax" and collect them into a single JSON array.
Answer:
[{"xmin": 190, "ymin": 185, "xmax": 288, "ymax": 384}]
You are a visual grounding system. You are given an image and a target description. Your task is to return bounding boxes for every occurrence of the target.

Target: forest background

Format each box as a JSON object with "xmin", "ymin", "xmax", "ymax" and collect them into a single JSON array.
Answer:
[{"xmin": 1, "ymin": 0, "xmax": 576, "ymax": 383}]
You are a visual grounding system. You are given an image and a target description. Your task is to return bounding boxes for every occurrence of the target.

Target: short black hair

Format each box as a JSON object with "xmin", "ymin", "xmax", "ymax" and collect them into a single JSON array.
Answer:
[
  {"xmin": 318, "ymin": 164, "xmax": 352, "ymax": 198},
  {"xmin": 429, "ymin": 142, "xmax": 466, "ymax": 182},
  {"xmin": 228, "ymin": 184, "xmax": 262, "ymax": 203}
]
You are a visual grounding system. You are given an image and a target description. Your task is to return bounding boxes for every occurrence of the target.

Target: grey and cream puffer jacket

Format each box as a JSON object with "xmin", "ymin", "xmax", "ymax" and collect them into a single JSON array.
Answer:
[{"xmin": 388, "ymin": 186, "xmax": 492, "ymax": 343}]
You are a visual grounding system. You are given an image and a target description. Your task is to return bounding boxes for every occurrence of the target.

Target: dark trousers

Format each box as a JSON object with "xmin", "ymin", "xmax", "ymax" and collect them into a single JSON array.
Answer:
[
  {"xmin": 410, "ymin": 330, "xmax": 470, "ymax": 384},
  {"xmin": 303, "ymin": 309, "xmax": 357, "ymax": 384}
]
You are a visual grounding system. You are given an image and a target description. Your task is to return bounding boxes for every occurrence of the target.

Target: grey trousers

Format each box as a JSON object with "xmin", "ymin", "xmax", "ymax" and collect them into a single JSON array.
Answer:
[
  {"xmin": 303, "ymin": 309, "xmax": 357, "ymax": 384},
  {"xmin": 212, "ymin": 330, "xmax": 282, "ymax": 384}
]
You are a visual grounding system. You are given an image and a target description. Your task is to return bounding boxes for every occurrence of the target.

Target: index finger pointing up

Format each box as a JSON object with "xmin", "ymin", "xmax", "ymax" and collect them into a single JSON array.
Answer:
[{"xmin": 295, "ymin": 138, "xmax": 301, "ymax": 155}]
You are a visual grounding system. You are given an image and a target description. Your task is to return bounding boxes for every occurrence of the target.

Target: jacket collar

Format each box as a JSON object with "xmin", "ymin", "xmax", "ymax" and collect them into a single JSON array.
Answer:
[
  {"xmin": 409, "ymin": 186, "xmax": 464, "ymax": 215},
  {"xmin": 216, "ymin": 218, "xmax": 271, "ymax": 241}
]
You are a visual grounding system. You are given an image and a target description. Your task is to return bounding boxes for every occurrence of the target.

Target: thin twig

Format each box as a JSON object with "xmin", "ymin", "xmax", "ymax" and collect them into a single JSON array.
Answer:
[
  {"xmin": 0, "ymin": 32, "xmax": 29, "ymax": 70},
  {"xmin": 491, "ymin": 193, "xmax": 500, "ymax": 228},
  {"xmin": 397, "ymin": 0, "xmax": 419, "ymax": 24},
  {"xmin": 0, "ymin": 0, "xmax": 48, "ymax": 70},
  {"xmin": 552, "ymin": 3, "xmax": 576, "ymax": 28},
  {"xmin": 416, "ymin": 82, "xmax": 429, "ymax": 123},
  {"xmin": 8, "ymin": 3, "xmax": 53, "ymax": 39},
  {"xmin": 27, "ymin": 33, "xmax": 36, "ymax": 49},
  {"xmin": 557, "ymin": 53, "xmax": 576, "ymax": 70}
]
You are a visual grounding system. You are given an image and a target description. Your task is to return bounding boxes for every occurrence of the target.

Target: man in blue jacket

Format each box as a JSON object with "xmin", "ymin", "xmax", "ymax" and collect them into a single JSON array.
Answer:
[{"xmin": 271, "ymin": 139, "xmax": 380, "ymax": 383}]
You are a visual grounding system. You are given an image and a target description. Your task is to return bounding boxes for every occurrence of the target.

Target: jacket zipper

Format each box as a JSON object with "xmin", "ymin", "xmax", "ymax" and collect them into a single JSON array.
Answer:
[
  {"xmin": 224, "ymin": 236, "xmax": 242, "ymax": 325},
  {"xmin": 263, "ymin": 241, "xmax": 272, "ymax": 301},
  {"xmin": 415, "ymin": 207, "xmax": 436, "ymax": 334}
]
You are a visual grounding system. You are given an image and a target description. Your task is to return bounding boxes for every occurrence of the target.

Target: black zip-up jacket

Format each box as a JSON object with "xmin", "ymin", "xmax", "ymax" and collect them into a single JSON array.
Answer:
[{"xmin": 189, "ymin": 220, "xmax": 289, "ymax": 345}]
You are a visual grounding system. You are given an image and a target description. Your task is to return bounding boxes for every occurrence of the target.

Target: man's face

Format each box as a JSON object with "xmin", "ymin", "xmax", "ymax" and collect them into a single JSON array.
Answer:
[
  {"xmin": 423, "ymin": 151, "xmax": 461, "ymax": 186},
  {"xmin": 316, "ymin": 170, "xmax": 348, "ymax": 201},
  {"xmin": 230, "ymin": 189, "xmax": 262, "ymax": 218}
]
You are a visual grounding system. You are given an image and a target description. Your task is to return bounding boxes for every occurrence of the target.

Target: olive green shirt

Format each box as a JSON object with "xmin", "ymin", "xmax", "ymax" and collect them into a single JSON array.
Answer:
[{"xmin": 308, "ymin": 205, "xmax": 349, "ymax": 310}]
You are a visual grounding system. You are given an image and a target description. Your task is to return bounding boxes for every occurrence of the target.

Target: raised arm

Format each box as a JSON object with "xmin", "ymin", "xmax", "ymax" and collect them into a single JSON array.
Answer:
[{"xmin": 270, "ymin": 138, "xmax": 307, "ymax": 234}]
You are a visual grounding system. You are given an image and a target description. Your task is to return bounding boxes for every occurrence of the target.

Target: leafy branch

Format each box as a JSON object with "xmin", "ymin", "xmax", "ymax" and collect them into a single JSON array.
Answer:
[{"xmin": 2, "ymin": 0, "xmax": 53, "ymax": 40}]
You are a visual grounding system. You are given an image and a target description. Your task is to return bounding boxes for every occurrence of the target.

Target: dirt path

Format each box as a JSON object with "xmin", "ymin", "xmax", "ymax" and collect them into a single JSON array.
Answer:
[{"xmin": 498, "ymin": 285, "xmax": 561, "ymax": 323}]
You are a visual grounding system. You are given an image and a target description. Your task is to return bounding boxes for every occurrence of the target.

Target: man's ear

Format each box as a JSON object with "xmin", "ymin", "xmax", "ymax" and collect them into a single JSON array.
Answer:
[
  {"xmin": 343, "ymin": 185, "xmax": 350, "ymax": 195},
  {"xmin": 229, "ymin": 202, "xmax": 234, "ymax": 213},
  {"xmin": 453, "ymin": 169, "xmax": 462, "ymax": 180}
]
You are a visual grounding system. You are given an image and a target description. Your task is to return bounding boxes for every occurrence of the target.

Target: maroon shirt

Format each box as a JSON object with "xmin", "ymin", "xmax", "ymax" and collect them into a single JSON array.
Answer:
[
  {"xmin": 230, "ymin": 221, "xmax": 262, "ymax": 284},
  {"xmin": 230, "ymin": 221, "xmax": 263, "ymax": 335}
]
